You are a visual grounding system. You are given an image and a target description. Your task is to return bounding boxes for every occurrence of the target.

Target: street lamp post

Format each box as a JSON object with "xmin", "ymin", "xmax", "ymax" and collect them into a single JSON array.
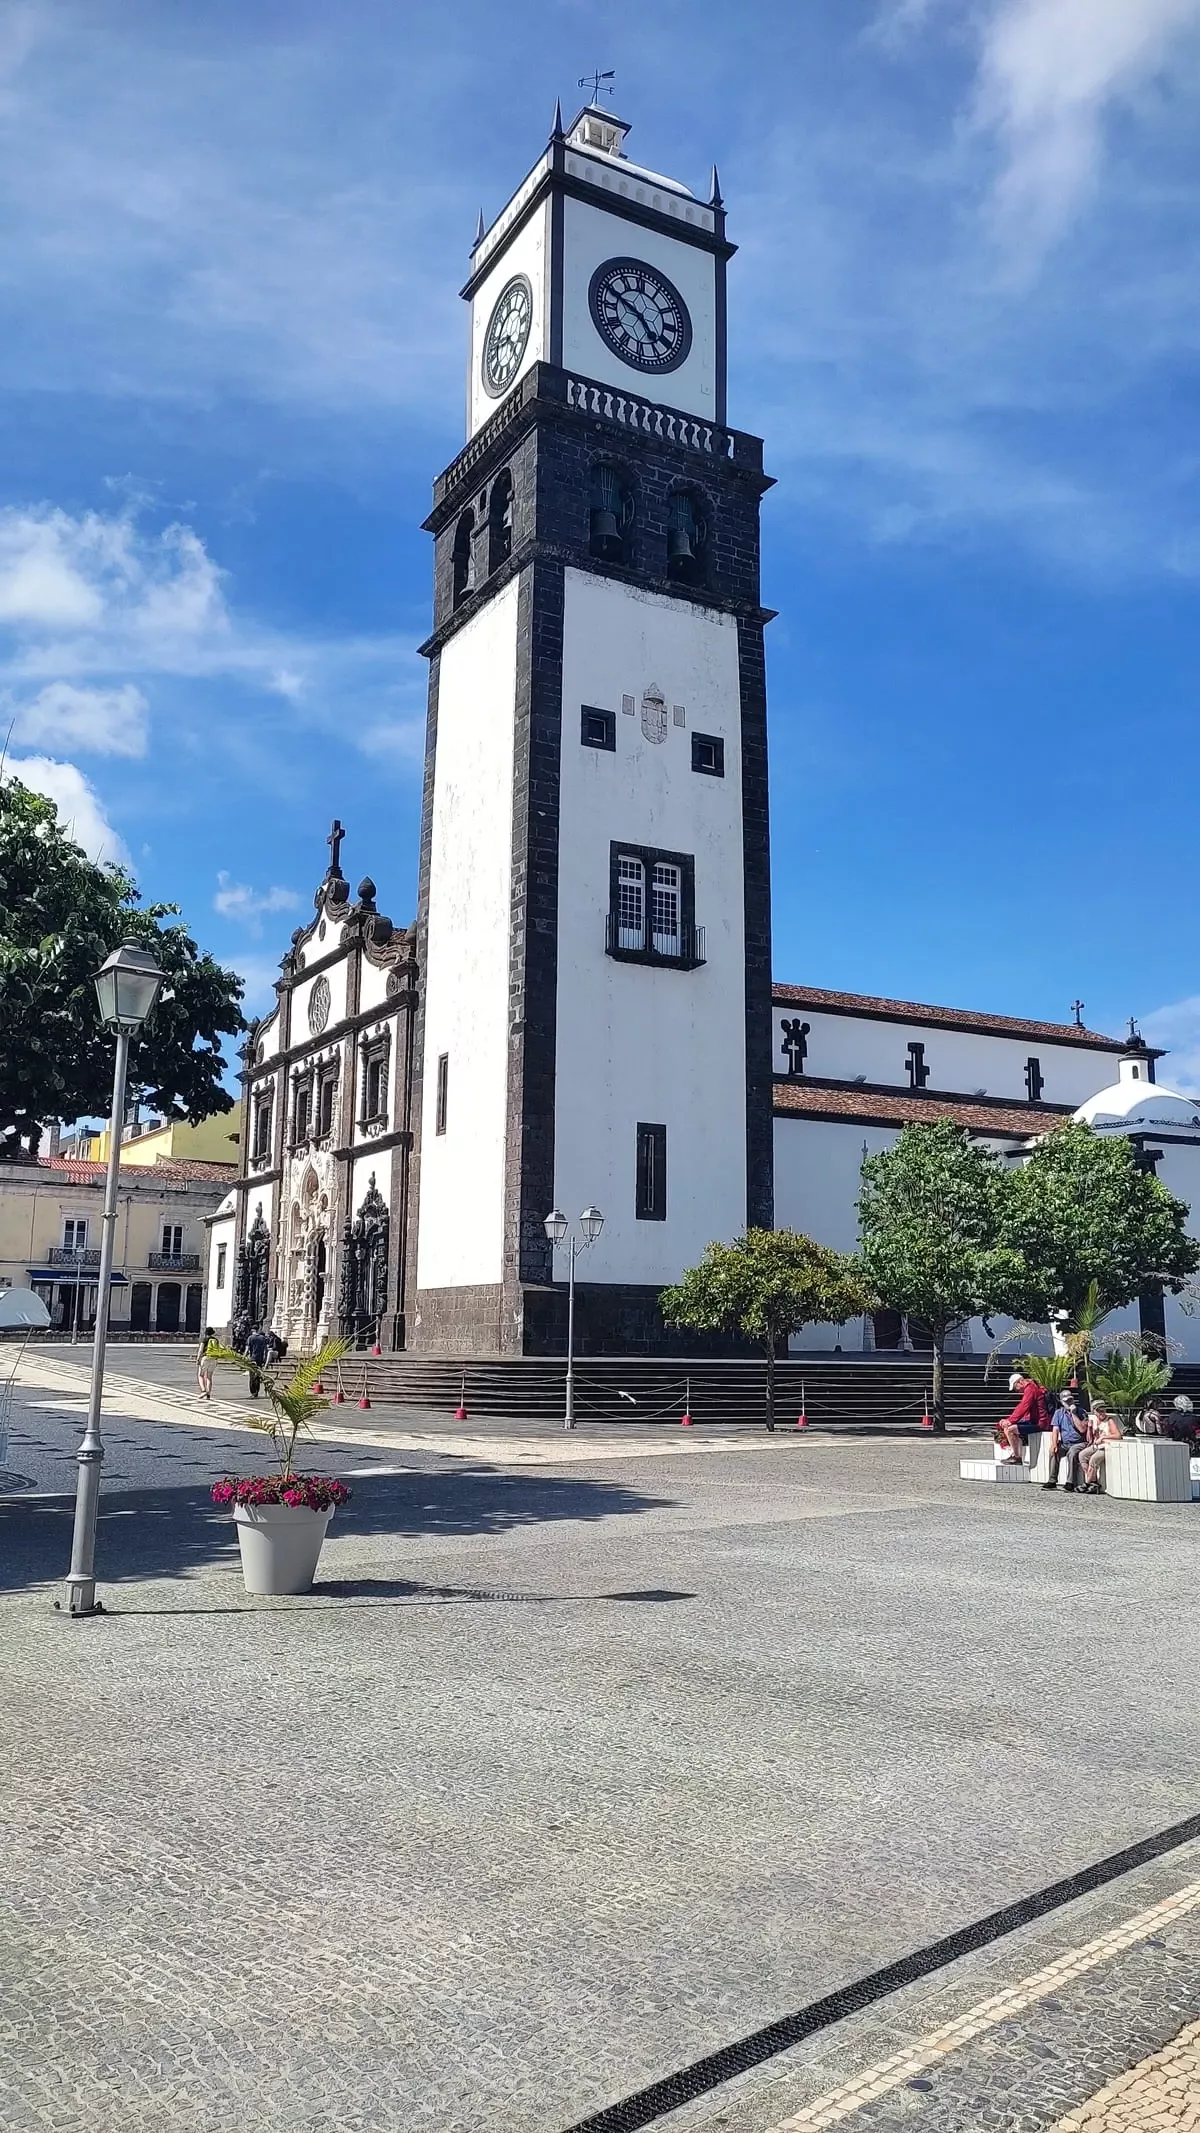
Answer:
[
  {"xmin": 543, "ymin": 1205, "xmax": 604, "ymax": 1430},
  {"xmin": 61, "ymin": 939, "xmax": 164, "ymax": 1617}
]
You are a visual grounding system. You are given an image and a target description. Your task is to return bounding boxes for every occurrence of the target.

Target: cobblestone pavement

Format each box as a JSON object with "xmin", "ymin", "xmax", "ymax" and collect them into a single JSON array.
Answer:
[
  {"xmin": 2, "ymin": 1368, "xmax": 1199, "ymax": 2133},
  {"xmin": 1050, "ymin": 2016, "xmax": 1200, "ymax": 2128}
]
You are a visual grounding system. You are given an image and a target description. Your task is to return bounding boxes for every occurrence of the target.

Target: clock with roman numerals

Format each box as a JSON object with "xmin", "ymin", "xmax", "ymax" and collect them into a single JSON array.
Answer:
[
  {"xmin": 482, "ymin": 275, "xmax": 533, "ymax": 398},
  {"xmin": 587, "ymin": 257, "xmax": 693, "ymax": 376}
]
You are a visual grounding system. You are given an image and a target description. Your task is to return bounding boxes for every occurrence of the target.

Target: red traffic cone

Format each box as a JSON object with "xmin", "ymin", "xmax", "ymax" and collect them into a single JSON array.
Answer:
[
  {"xmin": 454, "ymin": 1371, "xmax": 467, "ymax": 1421},
  {"xmin": 312, "ymin": 1378, "xmax": 323, "ymax": 1395},
  {"xmin": 331, "ymin": 1387, "xmax": 345, "ymax": 1405},
  {"xmin": 796, "ymin": 1380, "xmax": 808, "ymax": 1429},
  {"xmin": 680, "ymin": 1378, "xmax": 693, "ymax": 1425},
  {"xmin": 921, "ymin": 1390, "xmax": 933, "ymax": 1430},
  {"xmin": 357, "ymin": 1367, "xmax": 371, "ymax": 1412}
]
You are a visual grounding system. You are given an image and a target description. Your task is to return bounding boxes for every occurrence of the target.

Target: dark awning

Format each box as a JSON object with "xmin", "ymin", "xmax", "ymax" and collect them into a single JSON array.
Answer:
[{"xmin": 28, "ymin": 1269, "xmax": 131, "ymax": 1287}]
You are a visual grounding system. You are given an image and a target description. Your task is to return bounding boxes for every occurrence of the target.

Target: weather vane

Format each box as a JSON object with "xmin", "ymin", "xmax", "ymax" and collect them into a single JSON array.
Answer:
[{"xmin": 578, "ymin": 68, "xmax": 616, "ymax": 103}]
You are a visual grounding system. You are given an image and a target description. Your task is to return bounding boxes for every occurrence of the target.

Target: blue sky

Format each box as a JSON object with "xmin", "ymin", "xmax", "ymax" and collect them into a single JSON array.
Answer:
[{"xmin": 2, "ymin": 0, "xmax": 1200, "ymax": 1079}]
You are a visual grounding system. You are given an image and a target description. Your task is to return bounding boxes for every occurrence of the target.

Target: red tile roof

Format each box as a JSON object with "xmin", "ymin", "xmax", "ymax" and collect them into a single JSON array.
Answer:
[
  {"xmin": 773, "ymin": 1078, "xmax": 1068, "ymax": 1138},
  {"xmin": 37, "ymin": 1156, "xmax": 237, "ymax": 1184},
  {"xmin": 771, "ymin": 983, "xmax": 1141, "ymax": 1053}
]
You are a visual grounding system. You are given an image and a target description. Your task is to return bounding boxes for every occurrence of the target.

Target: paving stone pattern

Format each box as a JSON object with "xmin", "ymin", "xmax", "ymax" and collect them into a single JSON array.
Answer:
[
  {"xmin": 2, "ymin": 1381, "xmax": 1200, "ymax": 2132},
  {"xmin": 1050, "ymin": 2015, "xmax": 1200, "ymax": 2129}
]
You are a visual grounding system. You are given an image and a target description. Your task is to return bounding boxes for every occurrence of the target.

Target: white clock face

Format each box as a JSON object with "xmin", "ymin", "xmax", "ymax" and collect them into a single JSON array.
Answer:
[
  {"xmin": 482, "ymin": 275, "xmax": 532, "ymax": 398},
  {"xmin": 588, "ymin": 257, "xmax": 693, "ymax": 375}
]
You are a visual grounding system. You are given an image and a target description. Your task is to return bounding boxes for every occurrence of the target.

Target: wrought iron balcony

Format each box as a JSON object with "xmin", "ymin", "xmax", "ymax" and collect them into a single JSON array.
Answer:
[
  {"xmin": 604, "ymin": 914, "xmax": 706, "ymax": 970},
  {"xmin": 147, "ymin": 1252, "xmax": 201, "ymax": 1272},
  {"xmin": 47, "ymin": 1246, "xmax": 100, "ymax": 1267}
]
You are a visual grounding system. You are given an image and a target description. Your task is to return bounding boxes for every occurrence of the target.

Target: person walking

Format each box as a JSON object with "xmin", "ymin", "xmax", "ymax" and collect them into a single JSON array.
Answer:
[
  {"xmin": 195, "ymin": 1326, "xmax": 217, "ymax": 1401},
  {"xmin": 245, "ymin": 1324, "xmax": 271, "ymax": 1399}
]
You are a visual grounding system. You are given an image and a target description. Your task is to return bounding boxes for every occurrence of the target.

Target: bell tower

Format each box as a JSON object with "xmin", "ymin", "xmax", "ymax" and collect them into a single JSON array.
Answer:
[{"xmin": 406, "ymin": 102, "xmax": 775, "ymax": 1355}]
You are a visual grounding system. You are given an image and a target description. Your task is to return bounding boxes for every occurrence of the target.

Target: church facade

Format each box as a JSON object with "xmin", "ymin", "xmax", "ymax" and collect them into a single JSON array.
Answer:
[{"xmin": 207, "ymin": 103, "xmax": 1200, "ymax": 1361}]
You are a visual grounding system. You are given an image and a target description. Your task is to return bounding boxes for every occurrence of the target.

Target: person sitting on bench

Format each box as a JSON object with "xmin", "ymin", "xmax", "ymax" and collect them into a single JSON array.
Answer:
[
  {"xmin": 997, "ymin": 1371, "xmax": 1052, "ymax": 1464},
  {"xmin": 1042, "ymin": 1388, "xmax": 1088, "ymax": 1489},
  {"xmin": 1080, "ymin": 1403, "xmax": 1123, "ymax": 1493}
]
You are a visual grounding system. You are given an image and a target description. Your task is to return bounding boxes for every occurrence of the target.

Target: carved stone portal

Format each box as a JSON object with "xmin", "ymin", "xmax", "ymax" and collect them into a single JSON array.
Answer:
[
  {"xmin": 339, "ymin": 1174, "xmax": 390, "ymax": 1348},
  {"xmin": 234, "ymin": 1204, "xmax": 270, "ymax": 1327}
]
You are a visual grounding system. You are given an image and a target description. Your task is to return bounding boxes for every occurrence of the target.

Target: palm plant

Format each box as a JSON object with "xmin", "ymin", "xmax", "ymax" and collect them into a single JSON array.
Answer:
[
  {"xmin": 1089, "ymin": 1351, "xmax": 1172, "ymax": 1423},
  {"xmin": 1016, "ymin": 1353, "xmax": 1076, "ymax": 1397},
  {"xmin": 209, "ymin": 1337, "xmax": 350, "ymax": 1478}
]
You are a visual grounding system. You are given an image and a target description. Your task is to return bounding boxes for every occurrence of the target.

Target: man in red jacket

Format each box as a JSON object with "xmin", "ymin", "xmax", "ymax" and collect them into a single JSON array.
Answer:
[{"xmin": 998, "ymin": 1372, "xmax": 1052, "ymax": 1464}]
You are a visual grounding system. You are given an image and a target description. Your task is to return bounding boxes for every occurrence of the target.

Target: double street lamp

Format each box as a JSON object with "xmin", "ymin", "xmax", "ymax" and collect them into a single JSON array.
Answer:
[
  {"xmin": 543, "ymin": 1204, "xmax": 604, "ymax": 1432},
  {"xmin": 61, "ymin": 939, "xmax": 165, "ymax": 1617}
]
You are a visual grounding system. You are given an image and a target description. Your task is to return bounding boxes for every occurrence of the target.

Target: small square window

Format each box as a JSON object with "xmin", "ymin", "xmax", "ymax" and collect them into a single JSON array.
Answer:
[
  {"xmin": 691, "ymin": 732, "xmax": 724, "ymax": 777},
  {"xmin": 581, "ymin": 705, "xmax": 616, "ymax": 752}
]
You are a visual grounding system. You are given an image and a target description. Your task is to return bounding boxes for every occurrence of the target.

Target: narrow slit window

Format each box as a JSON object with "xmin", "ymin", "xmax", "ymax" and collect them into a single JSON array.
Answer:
[
  {"xmin": 435, "ymin": 1053, "xmax": 449, "ymax": 1135},
  {"xmin": 636, "ymin": 1123, "xmax": 667, "ymax": 1221}
]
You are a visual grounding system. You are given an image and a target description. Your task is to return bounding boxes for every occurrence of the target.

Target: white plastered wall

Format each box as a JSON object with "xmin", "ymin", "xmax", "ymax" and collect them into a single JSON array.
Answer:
[
  {"xmin": 773, "ymin": 1116, "xmax": 898, "ymax": 1352},
  {"xmin": 468, "ymin": 202, "xmax": 549, "ymax": 439},
  {"xmin": 417, "ymin": 580, "xmax": 519, "ymax": 1290},
  {"xmin": 553, "ymin": 569, "xmax": 746, "ymax": 1285},
  {"xmin": 560, "ymin": 196, "xmax": 717, "ymax": 419},
  {"xmin": 205, "ymin": 1196, "xmax": 237, "ymax": 1331},
  {"xmin": 772, "ymin": 1009, "xmax": 1123, "ymax": 1110}
]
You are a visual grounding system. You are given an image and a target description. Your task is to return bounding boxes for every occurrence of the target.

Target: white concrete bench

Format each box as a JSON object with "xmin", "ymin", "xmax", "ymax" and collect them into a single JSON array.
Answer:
[{"xmin": 1104, "ymin": 1438, "xmax": 1193, "ymax": 1503}]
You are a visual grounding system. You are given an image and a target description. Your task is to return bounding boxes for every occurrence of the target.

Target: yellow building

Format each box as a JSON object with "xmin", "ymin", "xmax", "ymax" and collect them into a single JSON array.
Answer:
[
  {"xmin": 0, "ymin": 1151, "xmax": 236, "ymax": 1336},
  {"xmin": 71, "ymin": 1103, "xmax": 242, "ymax": 1170}
]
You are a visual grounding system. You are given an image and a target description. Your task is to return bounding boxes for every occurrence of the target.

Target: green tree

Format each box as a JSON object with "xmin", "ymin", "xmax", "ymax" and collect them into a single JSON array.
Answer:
[
  {"xmin": 1002, "ymin": 1122, "xmax": 1199, "ymax": 1325},
  {"xmin": 0, "ymin": 777, "xmax": 245, "ymax": 1155},
  {"xmin": 660, "ymin": 1229, "xmax": 874, "ymax": 1432},
  {"xmin": 857, "ymin": 1120, "xmax": 1027, "ymax": 1432}
]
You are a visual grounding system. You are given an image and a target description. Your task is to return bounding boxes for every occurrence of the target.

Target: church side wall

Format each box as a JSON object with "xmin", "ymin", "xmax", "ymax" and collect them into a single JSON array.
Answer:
[
  {"xmin": 1154, "ymin": 1143, "xmax": 1200, "ymax": 1362},
  {"xmin": 773, "ymin": 1008, "xmax": 1120, "ymax": 1110},
  {"xmin": 416, "ymin": 579, "xmax": 520, "ymax": 1291},
  {"xmin": 553, "ymin": 569, "xmax": 747, "ymax": 1287}
]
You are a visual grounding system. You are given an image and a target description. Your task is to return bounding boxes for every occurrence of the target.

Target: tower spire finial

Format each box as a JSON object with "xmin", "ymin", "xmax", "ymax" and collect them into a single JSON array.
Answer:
[
  {"xmin": 550, "ymin": 97, "xmax": 564, "ymax": 142},
  {"xmin": 709, "ymin": 163, "xmax": 724, "ymax": 209},
  {"xmin": 473, "ymin": 205, "xmax": 486, "ymax": 248}
]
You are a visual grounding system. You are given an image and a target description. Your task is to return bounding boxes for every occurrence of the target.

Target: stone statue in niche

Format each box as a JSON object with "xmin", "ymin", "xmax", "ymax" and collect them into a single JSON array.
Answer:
[{"xmin": 234, "ymin": 1204, "xmax": 270, "ymax": 1326}]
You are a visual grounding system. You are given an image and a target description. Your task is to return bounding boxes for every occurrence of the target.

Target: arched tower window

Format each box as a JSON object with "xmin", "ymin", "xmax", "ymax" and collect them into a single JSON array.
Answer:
[
  {"xmin": 666, "ymin": 487, "xmax": 709, "ymax": 587},
  {"xmin": 588, "ymin": 462, "xmax": 635, "ymax": 565},
  {"xmin": 451, "ymin": 509, "xmax": 475, "ymax": 607},
  {"xmin": 488, "ymin": 470, "xmax": 514, "ymax": 574}
]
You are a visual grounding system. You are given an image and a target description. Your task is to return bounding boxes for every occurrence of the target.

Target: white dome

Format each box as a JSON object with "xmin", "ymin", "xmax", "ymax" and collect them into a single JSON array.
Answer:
[{"xmin": 1074, "ymin": 1061, "xmax": 1200, "ymax": 1140}]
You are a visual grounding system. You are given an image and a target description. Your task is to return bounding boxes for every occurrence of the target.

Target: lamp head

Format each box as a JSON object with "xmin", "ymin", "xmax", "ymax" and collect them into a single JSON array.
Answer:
[
  {"xmin": 580, "ymin": 1205, "xmax": 604, "ymax": 1244},
  {"xmin": 543, "ymin": 1208, "xmax": 568, "ymax": 1246},
  {"xmin": 93, "ymin": 937, "xmax": 165, "ymax": 1032}
]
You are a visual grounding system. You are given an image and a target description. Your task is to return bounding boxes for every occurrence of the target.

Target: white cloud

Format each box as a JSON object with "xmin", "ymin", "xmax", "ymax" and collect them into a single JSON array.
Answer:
[
  {"xmin": 1140, "ymin": 997, "xmax": 1200, "ymax": 1094},
  {"xmin": 9, "ymin": 679, "xmax": 148, "ymax": 756},
  {"xmin": 3, "ymin": 752, "xmax": 128, "ymax": 866},
  {"xmin": 213, "ymin": 872, "xmax": 303, "ymax": 934},
  {"xmin": 0, "ymin": 499, "xmax": 421, "ymax": 771},
  {"xmin": 973, "ymin": 0, "xmax": 1200, "ymax": 266}
]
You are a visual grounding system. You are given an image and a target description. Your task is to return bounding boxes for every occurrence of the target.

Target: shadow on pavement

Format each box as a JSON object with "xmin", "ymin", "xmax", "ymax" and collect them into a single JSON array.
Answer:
[
  {"xmin": 0, "ymin": 1463, "xmax": 677, "ymax": 1594},
  {"xmin": 102, "ymin": 1580, "xmax": 700, "ymax": 1615}
]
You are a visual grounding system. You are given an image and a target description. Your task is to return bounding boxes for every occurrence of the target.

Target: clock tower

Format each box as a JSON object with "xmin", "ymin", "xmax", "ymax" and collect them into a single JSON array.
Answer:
[{"xmin": 407, "ymin": 101, "xmax": 775, "ymax": 1355}]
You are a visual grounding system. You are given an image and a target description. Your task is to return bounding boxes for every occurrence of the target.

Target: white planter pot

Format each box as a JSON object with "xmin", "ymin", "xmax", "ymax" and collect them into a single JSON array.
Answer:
[{"xmin": 232, "ymin": 1502, "xmax": 334, "ymax": 1595}]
